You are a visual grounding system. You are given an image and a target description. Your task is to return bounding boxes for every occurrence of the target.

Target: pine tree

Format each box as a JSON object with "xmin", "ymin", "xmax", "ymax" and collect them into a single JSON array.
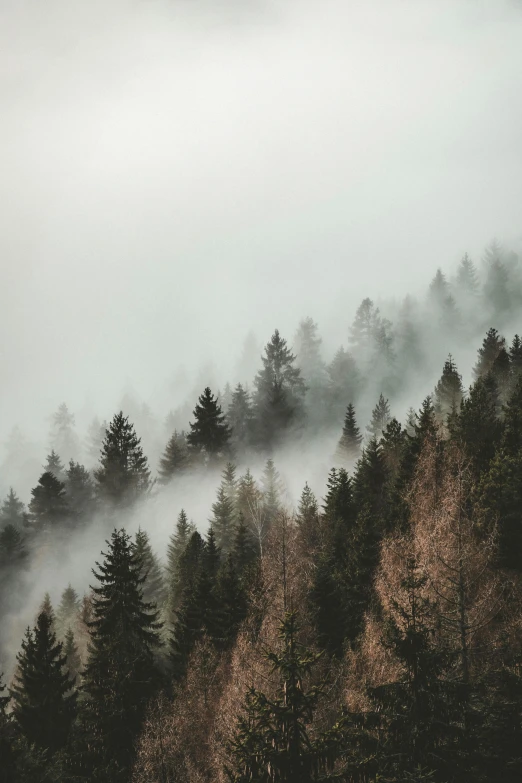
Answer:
[
  {"xmin": 454, "ymin": 375, "xmax": 501, "ymax": 477},
  {"xmin": 434, "ymin": 355, "xmax": 463, "ymax": 423},
  {"xmin": 326, "ymin": 347, "xmax": 361, "ymax": 425},
  {"xmin": 44, "ymin": 449, "xmax": 66, "ymax": 481},
  {"xmin": 261, "ymin": 458, "xmax": 283, "ymax": 527},
  {"xmin": 211, "ymin": 483, "xmax": 236, "ymax": 556},
  {"xmin": 293, "ymin": 317, "xmax": 328, "ymax": 425},
  {"xmin": 473, "ymin": 327, "xmax": 506, "ymax": 380},
  {"xmin": 66, "ymin": 460, "xmax": 95, "ymax": 522},
  {"xmin": 509, "ymin": 334, "xmax": 522, "ymax": 379},
  {"xmin": 380, "ymin": 417, "xmax": 405, "ymax": 478},
  {"xmin": 165, "ymin": 509, "xmax": 193, "ymax": 612},
  {"xmin": 78, "ymin": 529, "xmax": 162, "ymax": 779},
  {"xmin": 29, "ymin": 471, "xmax": 68, "ymax": 529},
  {"xmin": 11, "ymin": 610, "xmax": 76, "ymax": 754},
  {"xmin": 63, "ymin": 627, "xmax": 82, "ymax": 682},
  {"xmin": 85, "ymin": 416, "xmax": 107, "ymax": 467},
  {"xmin": 366, "ymin": 393, "xmax": 391, "ymax": 440},
  {"xmin": 0, "ymin": 487, "xmax": 26, "ymax": 529},
  {"xmin": 484, "ymin": 257, "xmax": 511, "ymax": 316},
  {"xmin": 0, "ymin": 523, "xmax": 27, "ymax": 566},
  {"xmin": 50, "ymin": 402, "xmax": 80, "ymax": 462},
  {"xmin": 214, "ymin": 554, "xmax": 248, "ymax": 650},
  {"xmin": 456, "ymin": 253, "xmax": 479, "ymax": 297},
  {"xmin": 228, "ymin": 383, "xmax": 254, "ymax": 451},
  {"xmin": 187, "ymin": 387, "xmax": 231, "ymax": 460},
  {"xmin": 428, "ymin": 268, "xmax": 450, "ymax": 308},
  {"xmin": 336, "ymin": 403, "xmax": 362, "ymax": 462},
  {"xmin": 94, "ymin": 411, "xmax": 151, "ymax": 506},
  {"xmin": 295, "ymin": 483, "xmax": 320, "ymax": 551},
  {"xmin": 349, "ymin": 297, "xmax": 381, "ymax": 356},
  {"xmin": 253, "ymin": 329, "xmax": 306, "ymax": 447},
  {"xmin": 227, "ymin": 611, "xmax": 355, "ymax": 782},
  {"xmin": 133, "ymin": 529, "xmax": 166, "ymax": 608},
  {"xmin": 0, "ymin": 672, "xmax": 16, "ymax": 783},
  {"xmin": 158, "ymin": 430, "xmax": 190, "ymax": 484},
  {"xmin": 56, "ymin": 585, "xmax": 80, "ymax": 639},
  {"xmin": 232, "ymin": 514, "xmax": 258, "ymax": 575}
]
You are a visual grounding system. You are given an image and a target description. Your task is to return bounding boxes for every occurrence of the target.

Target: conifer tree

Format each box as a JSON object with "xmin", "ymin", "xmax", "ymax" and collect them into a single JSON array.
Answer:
[
  {"xmin": 94, "ymin": 411, "xmax": 151, "ymax": 506},
  {"xmin": 227, "ymin": 384, "xmax": 254, "ymax": 451},
  {"xmin": 133, "ymin": 528, "xmax": 166, "ymax": 608},
  {"xmin": 214, "ymin": 554, "xmax": 248, "ymax": 650},
  {"xmin": 63, "ymin": 627, "xmax": 82, "ymax": 682},
  {"xmin": 366, "ymin": 393, "xmax": 391, "ymax": 440},
  {"xmin": 0, "ymin": 523, "xmax": 27, "ymax": 565},
  {"xmin": 56, "ymin": 585, "xmax": 80, "ymax": 639},
  {"xmin": 454, "ymin": 375, "xmax": 501, "ymax": 477},
  {"xmin": 187, "ymin": 387, "xmax": 231, "ymax": 459},
  {"xmin": 165, "ymin": 509, "xmax": 193, "ymax": 611},
  {"xmin": 326, "ymin": 347, "xmax": 361, "ymax": 425},
  {"xmin": 433, "ymin": 354, "xmax": 463, "ymax": 422},
  {"xmin": 78, "ymin": 529, "xmax": 162, "ymax": 779},
  {"xmin": 336, "ymin": 403, "xmax": 362, "ymax": 462},
  {"xmin": 509, "ymin": 334, "xmax": 522, "ymax": 379},
  {"xmin": 0, "ymin": 487, "xmax": 26, "ymax": 529},
  {"xmin": 349, "ymin": 297, "xmax": 380, "ymax": 356},
  {"xmin": 456, "ymin": 252, "xmax": 479, "ymax": 296},
  {"xmin": 490, "ymin": 346, "xmax": 511, "ymax": 405},
  {"xmin": 158, "ymin": 430, "xmax": 190, "ymax": 484},
  {"xmin": 44, "ymin": 449, "xmax": 66, "ymax": 480},
  {"xmin": 211, "ymin": 483, "xmax": 236, "ymax": 556},
  {"xmin": 484, "ymin": 257, "xmax": 511, "ymax": 316},
  {"xmin": 85, "ymin": 416, "xmax": 107, "ymax": 467},
  {"xmin": 473, "ymin": 327, "xmax": 506, "ymax": 380},
  {"xmin": 261, "ymin": 458, "xmax": 283, "ymax": 526},
  {"xmin": 232, "ymin": 514, "xmax": 258, "ymax": 575},
  {"xmin": 380, "ymin": 417, "xmax": 405, "ymax": 478},
  {"xmin": 295, "ymin": 483, "xmax": 320, "ymax": 551},
  {"xmin": 11, "ymin": 610, "xmax": 76, "ymax": 754},
  {"xmin": 293, "ymin": 317, "xmax": 328, "ymax": 425},
  {"xmin": 50, "ymin": 402, "xmax": 80, "ymax": 463},
  {"xmin": 66, "ymin": 460, "xmax": 95, "ymax": 522},
  {"xmin": 29, "ymin": 471, "xmax": 68, "ymax": 529},
  {"xmin": 0, "ymin": 672, "xmax": 16, "ymax": 783}
]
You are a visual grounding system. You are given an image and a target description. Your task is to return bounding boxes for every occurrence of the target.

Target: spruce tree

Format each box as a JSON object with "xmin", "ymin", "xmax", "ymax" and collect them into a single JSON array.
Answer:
[
  {"xmin": 336, "ymin": 403, "xmax": 362, "ymax": 462},
  {"xmin": 63, "ymin": 627, "xmax": 82, "ymax": 682},
  {"xmin": 509, "ymin": 334, "xmax": 522, "ymax": 379},
  {"xmin": 261, "ymin": 458, "xmax": 283, "ymax": 526},
  {"xmin": 11, "ymin": 610, "xmax": 76, "ymax": 754},
  {"xmin": 484, "ymin": 258, "xmax": 511, "ymax": 316},
  {"xmin": 228, "ymin": 384, "xmax": 254, "ymax": 452},
  {"xmin": 380, "ymin": 417, "xmax": 405, "ymax": 478},
  {"xmin": 56, "ymin": 585, "xmax": 80, "ymax": 639},
  {"xmin": 433, "ymin": 355, "xmax": 463, "ymax": 422},
  {"xmin": 165, "ymin": 509, "xmax": 194, "ymax": 612},
  {"xmin": 326, "ymin": 347, "xmax": 361, "ymax": 425},
  {"xmin": 295, "ymin": 483, "xmax": 320, "ymax": 551},
  {"xmin": 211, "ymin": 483, "xmax": 236, "ymax": 556},
  {"xmin": 85, "ymin": 416, "xmax": 107, "ymax": 467},
  {"xmin": 50, "ymin": 402, "xmax": 80, "ymax": 462},
  {"xmin": 44, "ymin": 449, "xmax": 66, "ymax": 481},
  {"xmin": 232, "ymin": 514, "xmax": 258, "ymax": 575},
  {"xmin": 29, "ymin": 471, "xmax": 68, "ymax": 529},
  {"xmin": 66, "ymin": 460, "xmax": 95, "ymax": 522},
  {"xmin": 473, "ymin": 327, "xmax": 506, "ymax": 380},
  {"xmin": 214, "ymin": 554, "xmax": 248, "ymax": 650},
  {"xmin": 454, "ymin": 375, "xmax": 501, "ymax": 477},
  {"xmin": 366, "ymin": 393, "xmax": 391, "ymax": 440},
  {"xmin": 0, "ymin": 523, "xmax": 27, "ymax": 565},
  {"xmin": 293, "ymin": 317, "xmax": 328, "ymax": 425},
  {"xmin": 0, "ymin": 487, "xmax": 26, "ymax": 529},
  {"xmin": 349, "ymin": 297, "xmax": 380, "ymax": 355},
  {"xmin": 158, "ymin": 429, "xmax": 190, "ymax": 484},
  {"xmin": 490, "ymin": 346, "xmax": 511, "ymax": 405},
  {"xmin": 94, "ymin": 411, "xmax": 151, "ymax": 506},
  {"xmin": 78, "ymin": 529, "xmax": 162, "ymax": 779},
  {"xmin": 0, "ymin": 672, "xmax": 16, "ymax": 783},
  {"xmin": 133, "ymin": 528, "xmax": 166, "ymax": 608},
  {"xmin": 187, "ymin": 387, "xmax": 231, "ymax": 459},
  {"xmin": 456, "ymin": 253, "xmax": 479, "ymax": 296}
]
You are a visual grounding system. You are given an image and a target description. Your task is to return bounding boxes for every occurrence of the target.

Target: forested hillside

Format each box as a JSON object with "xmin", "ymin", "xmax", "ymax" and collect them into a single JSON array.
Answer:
[{"xmin": 1, "ymin": 244, "xmax": 522, "ymax": 782}]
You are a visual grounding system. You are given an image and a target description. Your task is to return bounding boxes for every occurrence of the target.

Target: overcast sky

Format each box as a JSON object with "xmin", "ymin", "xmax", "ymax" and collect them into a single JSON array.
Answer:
[{"xmin": 1, "ymin": 0, "xmax": 522, "ymax": 440}]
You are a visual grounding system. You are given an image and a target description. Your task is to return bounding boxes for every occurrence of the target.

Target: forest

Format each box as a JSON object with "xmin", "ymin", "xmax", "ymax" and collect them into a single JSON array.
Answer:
[{"xmin": 1, "ymin": 242, "xmax": 522, "ymax": 782}]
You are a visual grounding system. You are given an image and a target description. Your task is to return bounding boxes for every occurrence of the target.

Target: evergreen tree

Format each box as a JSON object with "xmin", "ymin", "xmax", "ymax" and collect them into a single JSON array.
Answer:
[
  {"xmin": 0, "ymin": 487, "xmax": 26, "ymax": 529},
  {"xmin": 349, "ymin": 297, "xmax": 380, "ymax": 356},
  {"xmin": 29, "ymin": 471, "xmax": 68, "ymax": 529},
  {"xmin": 380, "ymin": 417, "xmax": 405, "ymax": 478},
  {"xmin": 214, "ymin": 554, "xmax": 248, "ymax": 650},
  {"xmin": 165, "ymin": 509, "xmax": 193, "ymax": 610},
  {"xmin": 211, "ymin": 483, "xmax": 236, "ymax": 556},
  {"xmin": 63, "ymin": 627, "xmax": 82, "ymax": 682},
  {"xmin": 0, "ymin": 523, "xmax": 27, "ymax": 566},
  {"xmin": 434, "ymin": 355, "xmax": 463, "ymax": 422},
  {"xmin": 78, "ymin": 529, "xmax": 162, "ymax": 780},
  {"xmin": 187, "ymin": 387, "xmax": 231, "ymax": 459},
  {"xmin": 295, "ymin": 483, "xmax": 320, "ymax": 551},
  {"xmin": 473, "ymin": 327, "xmax": 506, "ymax": 380},
  {"xmin": 509, "ymin": 334, "xmax": 522, "ymax": 379},
  {"xmin": 253, "ymin": 330, "xmax": 306, "ymax": 448},
  {"xmin": 94, "ymin": 411, "xmax": 151, "ymax": 506},
  {"xmin": 66, "ymin": 460, "xmax": 95, "ymax": 522},
  {"xmin": 44, "ymin": 449, "xmax": 66, "ymax": 481},
  {"xmin": 133, "ymin": 528, "xmax": 166, "ymax": 608},
  {"xmin": 11, "ymin": 610, "xmax": 76, "ymax": 754},
  {"xmin": 336, "ymin": 403, "xmax": 362, "ymax": 462},
  {"xmin": 227, "ymin": 384, "xmax": 254, "ymax": 452},
  {"xmin": 428, "ymin": 268, "xmax": 450, "ymax": 309},
  {"xmin": 454, "ymin": 375, "xmax": 501, "ymax": 477},
  {"xmin": 484, "ymin": 258, "xmax": 511, "ymax": 317},
  {"xmin": 85, "ymin": 417, "xmax": 107, "ymax": 467},
  {"xmin": 261, "ymin": 458, "xmax": 283, "ymax": 527},
  {"xmin": 0, "ymin": 672, "xmax": 16, "ymax": 783},
  {"xmin": 158, "ymin": 430, "xmax": 190, "ymax": 484},
  {"xmin": 366, "ymin": 393, "xmax": 391, "ymax": 440},
  {"xmin": 293, "ymin": 317, "xmax": 328, "ymax": 425},
  {"xmin": 50, "ymin": 402, "xmax": 80, "ymax": 463},
  {"xmin": 326, "ymin": 347, "xmax": 361, "ymax": 425},
  {"xmin": 490, "ymin": 346, "xmax": 512, "ymax": 405},
  {"xmin": 56, "ymin": 585, "xmax": 80, "ymax": 639},
  {"xmin": 232, "ymin": 514, "xmax": 258, "ymax": 575},
  {"xmin": 456, "ymin": 253, "xmax": 479, "ymax": 297}
]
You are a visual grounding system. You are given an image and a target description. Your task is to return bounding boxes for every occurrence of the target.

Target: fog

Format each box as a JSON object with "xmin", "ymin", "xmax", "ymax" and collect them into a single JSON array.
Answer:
[{"xmin": 1, "ymin": 0, "xmax": 522, "ymax": 440}]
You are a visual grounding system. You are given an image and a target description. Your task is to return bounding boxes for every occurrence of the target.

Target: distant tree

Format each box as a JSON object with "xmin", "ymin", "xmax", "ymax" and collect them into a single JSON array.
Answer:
[
  {"xmin": 349, "ymin": 297, "xmax": 380, "ymax": 356},
  {"xmin": 235, "ymin": 330, "xmax": 261, "ymax": 385},
  {"xmin": 326, "ymin": 347, "xmax": 361, "ymax": 424},
  {"xmin": 85, "ymin": 416, "xmax": 107, "ymax": 467},
  {"xmin": 227, "ymin": 383, "xmax": 254, "ymax": 451},
  {"xmin": 428, "ymin": 268, "xmax": 460, "ymax": 328},
  {"xmin": 428, "ymin": 268, "xmax": 450, "ymax": 308},
  {"xmin": 56, "ymin": 585, "xmax": 80, "ymax": 639},
  {"xmin": 509, "ymin": 334, "xmax": 522, "ymax": 379},
  {"xmin": 456, "ymin": 252, "xmax": 479, "ymax": 296},
  {"xmin": 158, "ymin": 430, "xmax": 190, "ymax": 484},
  {"xmin": 0, "ymin": 523, "xmax": 27, "ymax": 566},
  {"xmin": 253, "ymin": 329, "xmax": 306, "ymax": 448},
  {"xmin": 473, "ymin": 327, "xmax": 506, "ymax": 380},
  {"xmin": 94, "ymin": 411, "xmax": 151, "ymax": 506},
  {"xmin": 66, "ymin": 460, "xmax": 95, "ymax": 522},
  {"xmin": 336, "ymin": 403, "xmax": 362, "ymax": 463},
  {"xmin": 44, "ymin": 449, "xmax": 66, "ymax": 481},
  {"xmin": 50, "ymin": 402, "xmax": 80, "ymax": 462},
  {"xmin": 63, "ymin": 627, "xmax": 82, "ymax": 682},
  {"xmin": 237, "ymin": 470, "xmax": 267, "ymax": 555},
  {"xmin": 29, "ymin": 471, "xmax": 68, "ymax": 529},
  {"xmin": 133, "ymin": 528, "xmax": 166, "ymax": 608},
  {"xmin": 484, "ymin": 255, "xmax": 511, "ymax": 316},
  {"xmin": 11, "ymin": 610, "xmax": 76, "ymax": 754},
  {"xmin": 490, "ymin": 347, "xmax": 512, "ymax": 405},
  {"xmin": 165, "ymin": 509, "xmax": 193, "ymax": 613},
  {"xmin": 380, "ymin": 417, "xmax": 405, "ymax": 478},
  {"xmin": 434, "ymin": 354, "xmax": 463, "ymax": 422},
  {"xmin": 187, "ymin": 387, "xmax": 231, "ymax": 460},
  {"xmin": 366, "ymin": 393, "xmax": 391, "ymax": 440},
  {"xmin": 232, "ymin": 515, "xmax": 258, "ymax": 575},
  {"xmin": 0, "ymin": 487, "xmax": 26, "ymax": 529},
  {"xmin": 76, "ymin": 529, "xmax": 162, "ymax": 780},
  {"xmin": 396, "ymin": 296, "xmax": 424, "ymax": 373},
  {"xmin": 211, "ymin": 482, "xmax": 236, "ymax": 557},
  {"xmin": 293, "ymin": 317, "xmax": 328, "ymax": 424},
  {"xmin": 261, "ymin": 458, "xmax": 283, "ymax": 526},
  {"xmin": 295, "ymin": 483, "xmax": 321, "ymax": 552}
]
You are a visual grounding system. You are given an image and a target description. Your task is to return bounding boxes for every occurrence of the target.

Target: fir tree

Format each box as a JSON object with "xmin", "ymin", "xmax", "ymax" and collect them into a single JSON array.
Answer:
[
  {"xmin": 214, "ymin": 554, "xmax": 248, "ymax": 650},
  {"xmin": 456, "ymin": 252, "xmax": 479, "ymax": 297},
  {"xmin": 56, "ymin": 585, "xmax": 80, "ymax": 639},
  {"xmin": 29, "ymin": 471, "xmax": 68, "ymax": 529},
  {"xmin": 0, "ymin": 672, "xmax": 16, "ymax": 783},
  {"xmin": 295, "ymin": 483, "xmax": 320, "ymax": 551},
  {"xmin": 133, "ymin": 528, "xmax": 166, "ymax": 608},
  {"xmin": 366, "ymin": 393, "xmax": 391, "ymax": 440},
  {"xmin": 211, "ymin": 483, "xmax": 236, "ymax": 556},
  {"xmin": 78, "ymin": 529, "xmax": 162, "ymax": 780},
  {"xmin": 336, "ymin": 403, "xmax": 362, "ymax": 463},
  {"xmin": 454, "ymin": 375, "xmax": 501, "ymax": 477},
  {"xmin": 165, "ymin": 509, "xmax": 193, "ymax": 612},
  {"xmin": 509, "ymin": 334, "xmax": 522, "ymax": 379},
  {"xmin": 473, "ymin": 327, "xmax": 506, "ymax": 380},
  {"xmin": 484, "ymin": 257, "xmax": 511, "ymax": 316},
  {"xmin": 44, "ymin": 449, "xmax": 66, "ymax": 481},
  {"xmin": 158, "ymin": 429, "xmax": 190, "ymax": 484},
  {"xmin": 63, "ymin": 627, "xmax": 82, "ymax": 682},
  {"xmin": 228, "ymin": 383, "xmax": 254, "ymax": 451},
  {"xmin": 0, "ymin": 523, "xmax": 27, "ymax": 565},
  {"xmin": 261, "ymin": 458, "xmax": 283, "ymax": 526},
  {"xmin": 232, "ymin": 514, "xmax": 258, "ymax": 575},
  {"xmin": 50, "ymin": 402, "xmax": 80, "ymax": 462},
  {"xmin": 0, "ymin": 487, "xmax": 26, "ymax": 529},
  {"xmin": 293, "ymin": 317, "xmax": 328, "ymax": 425},
  {"xmin": 349, "ymin": 297, "xmax": 380, "ymax": 356},
  {"xmin": 433, "ymin": 355, "xmax": 463, "ymax": 422},
  {"xmin": 66, "ymin": 460, "xmax": 95, "ymax": 522},
  {"xmin": 187, "ymin": 387, "xmax": 231, "ymax": 459},
  {"xmin": 94, "ymin": 411, "xmax": 151, "ymax": 506},
  {"xmin": 85, "ymin": 416, "xmax": 107, "ymax": 467},
  {"xmin": 326, "ymin": 347, "xmax": 361, "ymax": 425},
  {"xmin": 11, "ymin": 610, "xmax": 76, "ymax": 754},
  {"xmin": 380, "ymin": 417, "xmax": 405, "ymax": 478}
]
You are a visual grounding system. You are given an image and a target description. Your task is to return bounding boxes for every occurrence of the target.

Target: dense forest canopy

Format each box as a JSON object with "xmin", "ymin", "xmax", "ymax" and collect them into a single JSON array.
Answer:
[{"xmin": 2, "ymin": 243, "xmax": 522, "ymax": 781}]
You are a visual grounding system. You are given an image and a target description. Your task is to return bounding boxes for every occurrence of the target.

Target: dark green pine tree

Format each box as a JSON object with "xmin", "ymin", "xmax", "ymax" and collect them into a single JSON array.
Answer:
[
  {"xmin": 63, "ymin": 627, "xmax": 82, "ymax": 682},
  {"xmin": 166, "ymin": 510, "xmax": 192, "ymax": 596},
  {"xmin": 158, "ymin": 429, "xmax": 190, "ymax": 484},
  {"xmin": 214, "ymin": 554, "xmax": 248, "ymax": 650},
  {"xmin": 509, "ymin": 334, "xmax": 522, "ymax": 380},
  {"xmin": 211, "ymin": 483, "xmax": 236, "ymax": 556},
  {"xmin": 490, "ymin": 346, "xmax": 512, "ymax": 406},
  {"xmin": 29, "ymin": 471, "xmax": 68, "ymax": 529},
  {"xmin": 94, "ymin": 411, "xmax": 151, "ymax": 507},
  {"xmin": 336, "ymin": 403, "xmax": 362, "ymax": 463},
  {"xmin": 454, "ymin": 375, "xmax": 501, "ymax": 477},
  {"xmin": 232, "ymin": 514, "xmax": 258, "ymax": 576},
  {"xmin": 349, "ymin": 297, "xmax": 381, "ymax": 356},
  {"xmin": 473, "ymin": 327, "xmax": 506, "ymax": 380},
  {"xmin": 253, "ymin": 329, "xmax": 306, "ymax": 448},
  {"xmin": 326, "ymin": 347, "xmax": 361, "ymax": 425},
  {"xmin": 170, "ymin": 529, "xmax": 205, "ymax": 612},
  {"xmin": 56, "ymin": 584, "xmax": 80, "ymax": 639},
  {"xmin": 295, "ymin": 483, "xmax": 320, "ymax": 552},
  {"xmin": 228, "ymin": 384, "xmax": 254, "ymax": 452},
  {"xmin": 77, "ymin": 529, "xmax": 162, "ymax": 780},
  {"xmin": 0, "ymin": 523, "xmax": 27, "ymax": 566},
  {"xmin": 261, "ymin": 458, "xmax": 283, "ymax": 527},
  {"xmin": 433, "ymin": 355, "xmax": 463, "ymax": 423},
  {"xmin": 44, "ymin": 449, "xmax": 66, "ymax": 481},
  {"xmin": 0, "ymin": 487, "xmax": 26, "ymax": 528},
  {"xmin": 226, "ymin": 611, "xmax": 356, "ymax": 783},
  {"xmin": 66, "ymin": 460, "xmax": 95, "ymax": 523},
  {"xmin": 187, "ymin": 387, "xmax": 231, "ymax": 460},
  {"xmin": 133, "ymin": 528, "xmax": 166, "ymax": 608},
  {"xmin": 0, "ymin": 672, "xmax": 16, "ymax": 783},
  {"xmin": 11, "ymin": 610, "xmax": 77, "ymax": 755},
  {"xmin": 366, "ymin": 393, "xmax": 391, "ymax": 440}
]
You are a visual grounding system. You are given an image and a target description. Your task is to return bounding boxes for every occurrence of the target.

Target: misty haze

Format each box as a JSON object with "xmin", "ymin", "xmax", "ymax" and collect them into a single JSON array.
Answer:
[{"xmin": 1, "ymin": 1, "xmax": 522, "ymax": 781}]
